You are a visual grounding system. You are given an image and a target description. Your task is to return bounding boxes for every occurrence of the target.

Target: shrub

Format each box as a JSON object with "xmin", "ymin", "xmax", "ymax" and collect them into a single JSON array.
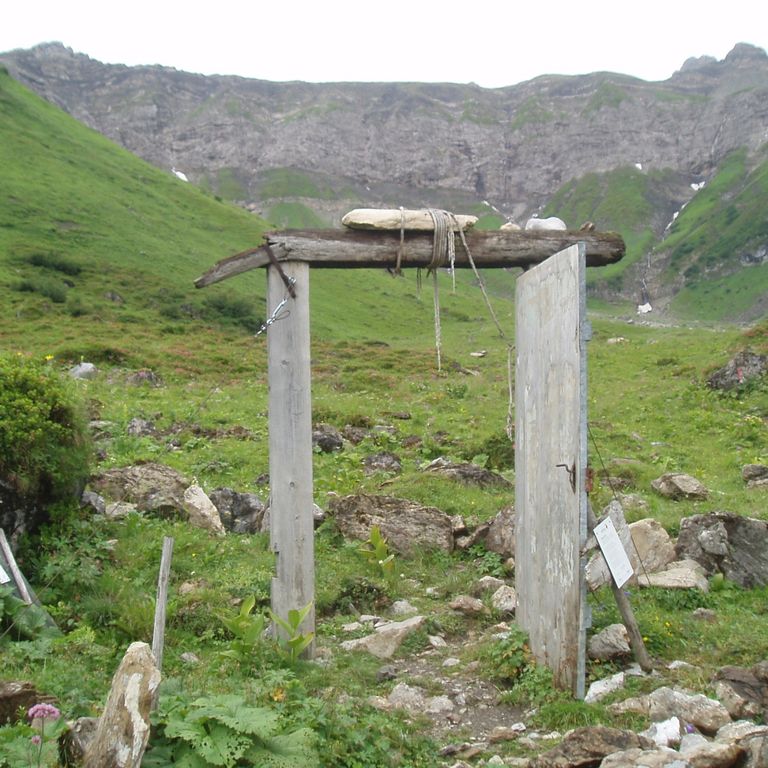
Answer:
[{"xmin": 0, "ymin": 353, "xmax": 90, "ymax": 502}]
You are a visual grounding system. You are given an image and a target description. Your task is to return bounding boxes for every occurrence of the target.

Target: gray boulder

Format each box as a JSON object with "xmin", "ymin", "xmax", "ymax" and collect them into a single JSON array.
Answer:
[
  {"xmin": 707, "ymin": 350, "xmax": 767, "ymax": 391},
  {"xmin": 208, "ymin": 487, "xmax": 266, "ymax": 534},
  {"xmin": 531, "ymin": 726, "xmax": 653, "ymax": 767},
  {"xmin": 675, "ymin": 513, "xmax": 768, "ymax": 588},
  {"xmin": 422, "ymin": 457, "xmax": 512, "ymax": 488},
  {"xmin": 327, "ymin": 494, "xmax": 454, "ymax": 555},
  {"xmin": 652, "ymin": 473, "xmax": 708, "ymax": 501},
  {"xmin": 90, "ymin": 462, "xmax": 188, "ymax": 516}
]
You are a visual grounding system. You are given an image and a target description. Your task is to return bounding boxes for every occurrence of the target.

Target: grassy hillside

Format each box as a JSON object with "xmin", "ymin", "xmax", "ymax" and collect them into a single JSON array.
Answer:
[{"xmin": 544, "ymin": 154, "xmax": 768, "ymax": 321}]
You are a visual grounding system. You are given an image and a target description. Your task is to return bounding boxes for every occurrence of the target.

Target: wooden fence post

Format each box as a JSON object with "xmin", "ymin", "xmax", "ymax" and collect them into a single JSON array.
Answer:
[{"xmin": 267, "ymin": 262, "xmax": 315, "ymax": 655}]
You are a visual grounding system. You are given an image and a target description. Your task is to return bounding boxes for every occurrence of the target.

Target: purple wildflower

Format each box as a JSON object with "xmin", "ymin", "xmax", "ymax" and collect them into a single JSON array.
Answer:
[
  {"xmin": 31, "ymin": 734, "xmax": 42, "ymax": 745},
  {"xmin": 28, "ymin": 702, "xmax": 61, "ymax": 721}
]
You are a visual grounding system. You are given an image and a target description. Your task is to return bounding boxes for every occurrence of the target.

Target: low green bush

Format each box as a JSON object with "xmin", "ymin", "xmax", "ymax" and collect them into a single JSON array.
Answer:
[{"xmin": 0, "ymin": 353, "xmax": 90, "ymax": 501}]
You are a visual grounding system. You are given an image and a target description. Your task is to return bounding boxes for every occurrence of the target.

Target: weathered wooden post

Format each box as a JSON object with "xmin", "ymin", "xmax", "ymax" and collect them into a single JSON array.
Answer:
[{"xmin": 266, "ymin": 262, "xmax": 315, "ymax": 652}]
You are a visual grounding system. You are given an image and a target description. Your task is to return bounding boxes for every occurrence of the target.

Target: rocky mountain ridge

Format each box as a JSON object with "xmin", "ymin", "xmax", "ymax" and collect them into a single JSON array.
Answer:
[{"xmin": 2, "ymin": 42, "xmax": 767, "ymax": 225}]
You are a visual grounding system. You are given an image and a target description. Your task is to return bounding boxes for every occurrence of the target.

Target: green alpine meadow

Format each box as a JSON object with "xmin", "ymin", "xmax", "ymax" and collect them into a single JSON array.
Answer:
[{"xmin": 0, "ymin": 63, "xmax": 767, "ymax": 767}]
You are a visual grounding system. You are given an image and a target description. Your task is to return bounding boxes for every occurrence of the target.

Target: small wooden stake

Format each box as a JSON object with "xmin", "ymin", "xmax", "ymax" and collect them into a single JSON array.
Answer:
[{"xmin": 151, "ymin": 536, "xmax": 174, "ymax": 674}]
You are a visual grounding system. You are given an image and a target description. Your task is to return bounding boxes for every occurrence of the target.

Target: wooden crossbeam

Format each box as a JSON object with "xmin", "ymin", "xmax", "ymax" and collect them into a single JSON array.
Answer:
[{"xmin": 195, "ymin": 228, "xmax": 625, "ymax": 287}]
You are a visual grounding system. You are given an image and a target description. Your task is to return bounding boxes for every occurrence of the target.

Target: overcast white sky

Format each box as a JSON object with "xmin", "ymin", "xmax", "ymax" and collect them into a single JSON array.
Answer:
[{"xmin": 2, "ymin": 0, "xmax": 767, "ymax": 88}]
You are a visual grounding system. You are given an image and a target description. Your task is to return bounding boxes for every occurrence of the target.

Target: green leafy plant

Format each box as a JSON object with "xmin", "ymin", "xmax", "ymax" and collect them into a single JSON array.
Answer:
[
  {"xmin": 476, "ymin": 624, "xmax": 532, "ymax": 685},
  {"xmin": 269, "ymin": 602, "xmax": 315, "ymax": 662},
  {"xmin": 358, "ymin": 526, "xmax": 395, "ymax": 582},
  {"xmin": 0, "ymin": 702, "xmax": 65, "ymax": 768},
  {"xmin": 218, "ymin": 595, "xmax": 269, "ymax": 664},
  {"xmin": 143, "ymin": 693, "xmax": 318, "ymax": 768}
]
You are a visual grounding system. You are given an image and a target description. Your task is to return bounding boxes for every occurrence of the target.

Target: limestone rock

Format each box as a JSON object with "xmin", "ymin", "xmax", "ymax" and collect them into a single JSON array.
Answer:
[
  {"xmin": 491, "ymin": 585, "xmax": 517, "ymax": 615},
  {"xmin": 652, "ymin": 473, "xmax": 709, "ymax": 501},
  {"xmin": 484, "ymin": 505, "xmax": 516, "ymax": 558},
  {"xmin": 531, "ymin": 726, "xmax": 653, "ymax": 767},
  {"xmin": 641, "ymin": 716, "xmax": 682, "ymax": 748},
  {"xmin": 126, "ymin": 418, "xmax": 156, "ymax": 437},
  {"xmin": 182, "ymin": 484, "xmax": 225, "ymax": 535},
  {"xmin": 638, "ymin": 559, "xmax": 710, "ymax": 591},
  {"xmin": 707, "ymin": 350, "xmax": 767, "ymax": 391},
  {"xmin": 208, "ymin": 487, "xmax": 266, "ymax": 534},
  {"xmin": 585, "ymin": 672, "xmax": 626, "ymax": 703},
  {"xmin": 600, "ymin": 747, "xmax": 692, "ymax": 767},
  {"xmin": 312, "ymin": 423, "xmax": 344, "ymax": 453},
  {"xmin": 741, "ymin": 464, "xmax": 768, "ymax": 483},
  {"xmin": 714, "ymin": 665, "xmax": 768, "ymax": 720},
  {"xmin": 387, "ymin": 682, "xmax": 426, "ymax": 712},
  {"xmin": 69, "ymin": 362, "xmax": 97, "ymax": 379},
  {"xmin": 90, "ymin": 463, "xmax": 189, "ymax": 516},
  {"xmin": 0, "ymin": 681, "xmax": 54, "ymax": 725},
  {"xmin": 340, "ymin": 615, "xmax": 425, "ymax": 659},
  {"xmin": 328, "ymin": 494, "xmax": 454, "ymax": 555},
  {"xmin": 647, "ymin": 687, "xmax": 732, "ymax": 734},
  {"xmin": 449, "ymin": 595, "xmax": 487, "ymax": 616},
  {"xmin": 675, "ymin": 513, "xmax": 768, "ymax": 588},
  {"xmin": 59, "ymin": 717, "xmax": 98, "ymax": 767},
  {"xmin": 422, "ymin": 457, "xmax": 512, "ymax": 489},
  {"xmin": 524, "ymin": 216, "xmax": 567, "ymax": 231},
  {"xmin": 472, "ymin": 575, "xmax": 506, "ymax": 595},
  {"xmin": 588, "ymin": 623, "xmax": 631, "ymax": 660},
  {"xmin": 83, "ymin": 642, "xmax": 161, "ymax": 768},
  {"xmin": 679, "ymin": 741, "xmax": 743, "ymax": 767},
  {"xmin": 363, "ymin": 452, "xmax": 402, "ymax": 475}
]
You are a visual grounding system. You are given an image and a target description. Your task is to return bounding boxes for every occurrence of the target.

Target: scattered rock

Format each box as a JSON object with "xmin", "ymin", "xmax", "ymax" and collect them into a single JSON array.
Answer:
[
  {"xmin": 422, "ymin": 457, "xmax": 512, "ymax": 489},
  {"xmin": 80, "ymin": 490, "xmax": 106, "ymax": 515},
  {"xmin": 340, "ymin": 615, "xmax": 426, "ymax": 659},
  {"xmin": 741, "ymin": 464, "xmax": 768, "ymax": 484},
  {"xmin": 714, "ymin": 664, "xmax": 768, "ymax": 720},
  {"xmin": 328, "ymin": 494, "xmax": 454, "ymax": 555},
  {"xmin": 449, "ymin": 595, "xmax": 487, "ymax": 616},
  {"xmin": 126, "ymin": 417, "xmax": 156, "ymax": 437},
  {"xmin": 182, "ymin": 484, "xmax": 225, "ymax": 536},
  {"xmin": 531, "ymin": 726, "xmax": 653, "ymax": 767},
  {"xmin": 646, "ymin": 687, "xmax": 732, "ymax": 734},
  {"xmin": 363, "ymin": 452, "xmax": 402, "ymax": 475},
  {"xmin": 387, "ymin": 682, "xmax": 426, "ymax": 713},
  {"xmin": 491, "ymin": 585, "xmax": 517, "ymax": 615},
  {"xmin": 652, "ymin": 473, "xmax": 709, "ymax": 501},
  {"xmin": 208, "ymin": 487, "xmax": 266, "ymax": 534},
  {"xmin": 312, "ymin": 423, "xmax": 344, "ymax": 452},
  {"xmin": 90, "ymin": 462, "xmax": 189, "ymax": 516},
  {"xmin": 125, "ymin": 369, "xmax": 162, "ymax": 387},
  {"xmin": 589, "ymin": 624, "xmax": 631, "ymax": 660},
  {"xmin": 104, "ymin": 501, "xmax": 138, "ymax": 519},
  {"xmin": 473, "ymin": 575, "xmax": 506, "ymax": 595},
  {"xmin": 0, "ymin": 681, "xmax": 54, "ymax": 725},
  {"xmin": 585, "ymin": 672, "xmax": 626, "ymax": 703},
  {"xmin": 484, "ymin": 505, "xmax": 516, "ymax": 558},
  {"xmin": 600, "ymin": 746, "xmax": 692, "ymax": 767},
  {"xmin": 391, "ymin": 599, "xmax": 418, "ymax": 616},
  {"xmin": 641, "ymin": 716, "xmax": 682, "ymax": 748},
  {"xmin": 342, "ymin": 425, "xmax": 369, "ymax": 444},
  {"xmin": 69, "ymin": 362, "xmax": 97, "ymax": 380},
  {"xmin": 707, "ymin": 350, "xmax": 767, "ymax": 391},
  {"xmin": 675, "ymin": 513, "xmax": 768, "ymax": 588},
  {"xmin": 638, "ymin": 559, "xmax": 710, "ymax": 591}
]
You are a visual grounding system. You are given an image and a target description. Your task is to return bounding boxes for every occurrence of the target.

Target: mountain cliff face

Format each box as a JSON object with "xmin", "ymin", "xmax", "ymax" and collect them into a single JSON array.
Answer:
[{"xmin": 2, "ymin": 42, "xmax": 767, "ymax": 319}]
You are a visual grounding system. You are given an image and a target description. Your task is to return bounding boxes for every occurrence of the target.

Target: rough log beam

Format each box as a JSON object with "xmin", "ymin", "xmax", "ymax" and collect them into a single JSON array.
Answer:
[{"xmin": 195, "ymin": 229, "xmax": 625, "ymax": 287}]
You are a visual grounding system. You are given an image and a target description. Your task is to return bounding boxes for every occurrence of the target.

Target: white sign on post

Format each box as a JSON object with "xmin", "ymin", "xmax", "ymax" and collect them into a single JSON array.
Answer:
[
  {"xmin": 593, "ymin": 516, "xmax": 634, "ymax": 588},
  {"xmin": 0, "ymin": 564, "xmax": 9, "ymax": 584}
]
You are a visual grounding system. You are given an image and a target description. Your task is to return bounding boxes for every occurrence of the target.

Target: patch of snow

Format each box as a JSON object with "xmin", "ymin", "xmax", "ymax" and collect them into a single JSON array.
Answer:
[
  {"xmin": 690, "ymin": 181, "xmax": 706, "ymax": 191},
  {"xmin": 172, "ymin": 167, "xmax": 189, "ymax": 182},
  {"xmin": 635, "ymin": 162, "xmax": 643, "ymax": 170},
  {"xmin": 637, "ymin": 303, "xmax": 653, "ymax": 314}
]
